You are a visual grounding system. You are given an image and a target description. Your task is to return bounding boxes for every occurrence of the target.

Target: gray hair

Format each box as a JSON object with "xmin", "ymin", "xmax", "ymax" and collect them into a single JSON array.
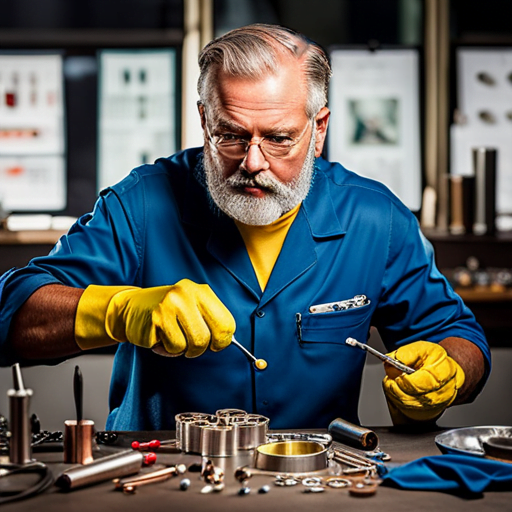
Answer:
[{"xmin": 197, "ymin": 24, "xmax": 331, "ymax": 119}]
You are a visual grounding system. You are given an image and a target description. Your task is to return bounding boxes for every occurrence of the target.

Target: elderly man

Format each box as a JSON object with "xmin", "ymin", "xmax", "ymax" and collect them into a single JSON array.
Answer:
[{"xmin": 0, "ymin": 24, "xmax": 489, "ymax": 430}]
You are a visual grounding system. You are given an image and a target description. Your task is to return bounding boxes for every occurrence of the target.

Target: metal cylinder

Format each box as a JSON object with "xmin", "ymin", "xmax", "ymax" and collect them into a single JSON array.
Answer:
[
  {"xmin": 448, "ymin": 174, "xmax": 475, "ymax": 235},
  {"xmin": 201, "ymin": 424, "xmax": 238, "ymax": 457},
  {"xmin": 473, "ymin": 147, "xmax": 497, "ymax": 235},
  {"xmin": 328, "ymin": 418, "xmax": 379, "ymax": 451},
  {"xmin": 64, "ymin": 419, "xmax": 95, "ymax": 465},
  {"xmin": 8, "ymin": 388, "xmax": 33, "ymax": 465},
  {"xmin": 55, "ymin": 450, "xmax": 144, "ymax": 490},
  {"xmin": 254, "ymin": 440, "xmax": 329, "ymax": 473},
  {"xmin": 175, "ymin": 410, "xmax": 269, "ymax": 457}
]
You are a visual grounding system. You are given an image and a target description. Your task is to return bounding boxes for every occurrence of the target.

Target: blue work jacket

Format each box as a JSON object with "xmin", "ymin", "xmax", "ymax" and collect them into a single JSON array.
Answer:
[{"xmin": 0, "ymin": 148, "xmax": 490, "ymax": 430}]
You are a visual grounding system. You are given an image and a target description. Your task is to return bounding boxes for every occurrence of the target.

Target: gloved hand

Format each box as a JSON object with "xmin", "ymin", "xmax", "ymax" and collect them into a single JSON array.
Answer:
[
  {"xmin": 382, "ymin": 341, "xmax": 465, "ymax": 424},
  {"xmin": 75, "ymin": 279, "xmax": 236, "ymax": 357}
]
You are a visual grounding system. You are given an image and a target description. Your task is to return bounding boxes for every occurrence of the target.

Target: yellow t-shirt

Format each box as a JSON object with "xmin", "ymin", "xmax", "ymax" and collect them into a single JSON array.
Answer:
[{"xmin": 235, "ymin": 204, "xmax": 301, "ymax": 291}]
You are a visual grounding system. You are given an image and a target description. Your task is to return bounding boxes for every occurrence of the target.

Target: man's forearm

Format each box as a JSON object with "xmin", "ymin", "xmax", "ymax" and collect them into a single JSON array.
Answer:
[
  {"xmin": 439, "ymin": 336, "xmax": 486, "ymax": 405},
  {"xmin": 9, "ymin": 284, "xmax": 84, "ymax": 360}
]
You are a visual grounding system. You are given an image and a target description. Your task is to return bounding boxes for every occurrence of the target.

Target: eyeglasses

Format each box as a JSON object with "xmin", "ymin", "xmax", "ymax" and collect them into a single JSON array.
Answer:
[{"xmin": 206, "ymin": 119, "xmax": 312, "ymax": 160}]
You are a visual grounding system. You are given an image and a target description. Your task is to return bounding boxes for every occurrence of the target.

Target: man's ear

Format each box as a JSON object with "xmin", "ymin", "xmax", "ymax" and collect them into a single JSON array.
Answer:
[
  {"xmin": 197, "ymin": 102, "xmax": 206, "ymax": 130},
  {"xmin": 314, "ymin": 107, "xmax": 330, "ymax": 158}
]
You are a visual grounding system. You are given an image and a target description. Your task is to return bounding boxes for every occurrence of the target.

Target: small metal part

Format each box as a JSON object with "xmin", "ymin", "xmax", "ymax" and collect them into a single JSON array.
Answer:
[
  {"xmin": 201, "ymin": 460, "xmax": 224, "ymax": 485},
  {"xmin": 96, "ymin": 431, "xmax": 118, "ymax": 445},
  {"xmin": 114, "ymin": 464, "xmax": 184, "ymax": 491},
  {"xmin": 303, "ymin": 486, "xmax": 325, "ymax": 493},
  {"xmin": 258, "ymin": 484, "xmax": 270, "ymax": 494},
  {"xmin": 201, "ymin": 485, "xmax": 214, "ymax": 494},
  {"xmin": 180, "ymin": 478, "xmax": 191, "ymax": 490},
  {"xmin": 238, "ymin": 486, "xmax": 251, "ymax": 495},
  {"xmin": 234, "ymin": 467, "xmax": 252, "ymax": 483},
  {"xmin": 326, "ymin": 477, "xmax": 351, "ymax": 489},
  {"xmin": 274, "ymin": 474, "xmax": 300, "ymax": 486},
  {"xmin": 345, "ymin": 337, "xmax": 415, "ymax": 374},
  {"xmin": 302, "ymin": 477, "xmax": 323, "ymax": 487}
]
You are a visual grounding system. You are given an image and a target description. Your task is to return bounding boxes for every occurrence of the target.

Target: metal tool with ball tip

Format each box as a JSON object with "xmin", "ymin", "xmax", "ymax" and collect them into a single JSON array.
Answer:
[{"xmin": 345, "ymin": 337, "xmax": 415, "ymax": 374}]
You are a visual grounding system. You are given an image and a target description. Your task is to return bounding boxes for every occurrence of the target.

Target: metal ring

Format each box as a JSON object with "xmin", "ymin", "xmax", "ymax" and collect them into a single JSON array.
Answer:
[
  {"xmin": 266, "ymin": 432, "xmax": 332, "ymax": 448},
  {"xmin": 302, "ymin": 477, "xmax": 323, "ymax": 487},
  {"xmin": 255, "ymin": 441, "xmax": 329, "ymax": 473},
  {"xmin": 326, "ymin": 477, "xmax": 351, "ymax": 489}
]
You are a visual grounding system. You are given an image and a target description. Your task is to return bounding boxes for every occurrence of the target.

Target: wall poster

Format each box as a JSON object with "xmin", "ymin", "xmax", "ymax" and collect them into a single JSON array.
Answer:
[
  {"xmin": 0, "ymin": 53, "xmax": 66, "ymax": 211},
  {"xmin": 328, "ymin": 48, "xmax": 422, "ymax": 211},
  {"xmin": 98, "ymin": 49, "xmax": 177, "ymax": 191}
]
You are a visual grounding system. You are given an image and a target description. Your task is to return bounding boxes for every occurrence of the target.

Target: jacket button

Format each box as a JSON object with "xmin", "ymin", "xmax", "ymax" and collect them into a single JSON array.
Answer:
[{"xmin": 256, "ymin": 310, "xmax": 265, "ymax": 318}]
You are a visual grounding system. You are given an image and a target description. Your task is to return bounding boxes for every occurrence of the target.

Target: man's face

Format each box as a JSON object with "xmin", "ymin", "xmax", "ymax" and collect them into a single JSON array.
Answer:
[{"xmin": 200, "ymin": 59, "xmax": 329, "ymax": 225}]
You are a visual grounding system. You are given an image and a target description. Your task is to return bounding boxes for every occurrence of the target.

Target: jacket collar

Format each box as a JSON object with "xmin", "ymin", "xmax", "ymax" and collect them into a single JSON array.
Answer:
[{"xmin": 181, "ymin": 153, "xmax": 346, "ymax": 303}]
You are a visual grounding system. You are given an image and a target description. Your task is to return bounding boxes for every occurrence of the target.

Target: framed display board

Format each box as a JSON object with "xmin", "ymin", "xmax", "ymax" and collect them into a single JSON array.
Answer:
[
  {"xmin": 451, "ymin": 47, "xmax": 512, "ymax": 216},
  {"xmin": 97, "ymin": 49, "xmax": 178, "ymax": 191},
  {"xmin": 327, "ymin": 48, "xmax": 422, "ymax": 211},
  {"xmin": 0, "ymin": 53, "xmax": 66, "ymax": 211}
]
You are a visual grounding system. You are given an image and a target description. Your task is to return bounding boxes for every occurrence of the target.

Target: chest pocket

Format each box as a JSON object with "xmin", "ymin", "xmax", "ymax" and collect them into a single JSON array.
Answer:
[{"xmin": 298, "ymin": 305, "xmax": 372, "ymax": 345}]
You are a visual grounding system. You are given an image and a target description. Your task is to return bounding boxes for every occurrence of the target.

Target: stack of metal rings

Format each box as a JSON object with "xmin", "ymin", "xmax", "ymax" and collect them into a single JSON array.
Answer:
[{"xmin": 175, "ymin": 409, "xmax": 269, "ymax": 457}]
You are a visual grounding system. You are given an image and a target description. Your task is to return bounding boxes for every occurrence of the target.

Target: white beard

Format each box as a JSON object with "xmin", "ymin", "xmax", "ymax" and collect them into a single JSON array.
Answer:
[{"xmin": 204, "ymin": 132, "xmax": 316, "ymax": 226}]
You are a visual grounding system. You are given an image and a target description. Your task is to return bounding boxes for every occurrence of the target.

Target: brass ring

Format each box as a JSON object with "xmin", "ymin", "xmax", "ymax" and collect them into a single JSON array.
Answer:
[{"xmin": 254, "ymin": 441, "xmax": 329, "ymax": 473}]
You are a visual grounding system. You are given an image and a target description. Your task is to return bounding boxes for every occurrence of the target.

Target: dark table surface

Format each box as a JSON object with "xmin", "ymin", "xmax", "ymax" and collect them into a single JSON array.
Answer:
[{"xmin": 2, "ymin": 426, "xmax": 511, "ymax": 511}]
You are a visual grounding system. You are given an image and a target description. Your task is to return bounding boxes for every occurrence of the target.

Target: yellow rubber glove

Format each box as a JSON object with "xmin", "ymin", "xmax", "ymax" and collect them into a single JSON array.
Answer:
[
  {"xmin": 75, "ymin": 279, "xmax": 236, "ymax": 357},
  {"xmin": 382, "ymin": 341, "xmax": 465, "ymax": 424}
]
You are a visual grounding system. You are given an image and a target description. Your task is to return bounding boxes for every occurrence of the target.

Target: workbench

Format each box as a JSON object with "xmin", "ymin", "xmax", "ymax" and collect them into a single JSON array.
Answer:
[{"xmin": 2, "ymin": 426, "xmax": 510, "ymax": 511}]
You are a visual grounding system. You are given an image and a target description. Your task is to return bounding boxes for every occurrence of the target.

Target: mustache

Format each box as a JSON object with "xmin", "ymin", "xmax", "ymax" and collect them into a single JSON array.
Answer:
[{"xmin": 226, "ymin": 171, "xmax": 287, "ymax": 194}]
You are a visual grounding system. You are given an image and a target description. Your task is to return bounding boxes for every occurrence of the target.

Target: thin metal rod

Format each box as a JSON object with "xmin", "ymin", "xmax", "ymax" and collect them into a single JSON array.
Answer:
[
  {"xmin": 231, "ymin": 336, "xmax": 257, "ymax": 363},
  {"xmin": 231, "ymin": 336, "xmax": 268, "ymax": 371},
  {"xmin": 345, "ymin": 338, "xmax": 415, "ymax": 374},
  {"xmin": 12, "ymin": 363, "xmax": 25, "ymax": 392}
]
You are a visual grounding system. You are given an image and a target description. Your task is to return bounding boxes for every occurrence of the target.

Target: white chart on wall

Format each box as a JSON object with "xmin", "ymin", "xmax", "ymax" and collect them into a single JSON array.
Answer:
[
  {"xmin": 0, "ymin": 53, "xmax": 66, "ymax": 211},
  {"xmin": 97, "ymin": 49, "xmax": 177, "ymax": 191},
  {"xmin": 451, "ymin": 48, "xmax": 512, "ymax": 216},
  {"xmin": 328, "ymin": 48, "xmax": 422, "ymax": 211}
]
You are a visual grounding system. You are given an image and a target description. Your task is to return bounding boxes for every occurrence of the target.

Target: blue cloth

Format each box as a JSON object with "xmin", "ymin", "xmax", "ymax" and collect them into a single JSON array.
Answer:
[
  {"xmin": 382, "ymin": 454, "xmax": 512, "ymax": 496},
  {"xmin": 0, "ymin": 148, "xmax": 491, "ymax": 430}
]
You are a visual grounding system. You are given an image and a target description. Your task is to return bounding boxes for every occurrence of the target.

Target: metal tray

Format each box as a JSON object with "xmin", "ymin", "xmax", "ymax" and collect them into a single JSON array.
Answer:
[{"xmin": 435, "ymin": 426, "xmax": 512, "ymax": 457}]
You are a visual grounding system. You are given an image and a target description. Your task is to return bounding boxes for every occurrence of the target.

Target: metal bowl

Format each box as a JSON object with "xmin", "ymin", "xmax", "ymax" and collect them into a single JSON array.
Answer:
[
  {"xmin": 254, "ymin": 440, "xmax": 329, "ymax": 473},
  {"xmin": 435, "ymin": 426, "xmax": 512, "ymax": 457}
]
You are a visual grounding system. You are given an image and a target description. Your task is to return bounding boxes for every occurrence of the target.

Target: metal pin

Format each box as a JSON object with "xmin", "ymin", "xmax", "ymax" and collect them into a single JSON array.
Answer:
[
  {"xmin": 345, "ymin": 338, "xmax": 415, "ymax": 374},
  {"xmin": 114, "ymin": 464, "xmax": 186, "ymax": 492},
  {"xmin": 231, "ymin": 336, "xmax": 267, "ymax": 370}
]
